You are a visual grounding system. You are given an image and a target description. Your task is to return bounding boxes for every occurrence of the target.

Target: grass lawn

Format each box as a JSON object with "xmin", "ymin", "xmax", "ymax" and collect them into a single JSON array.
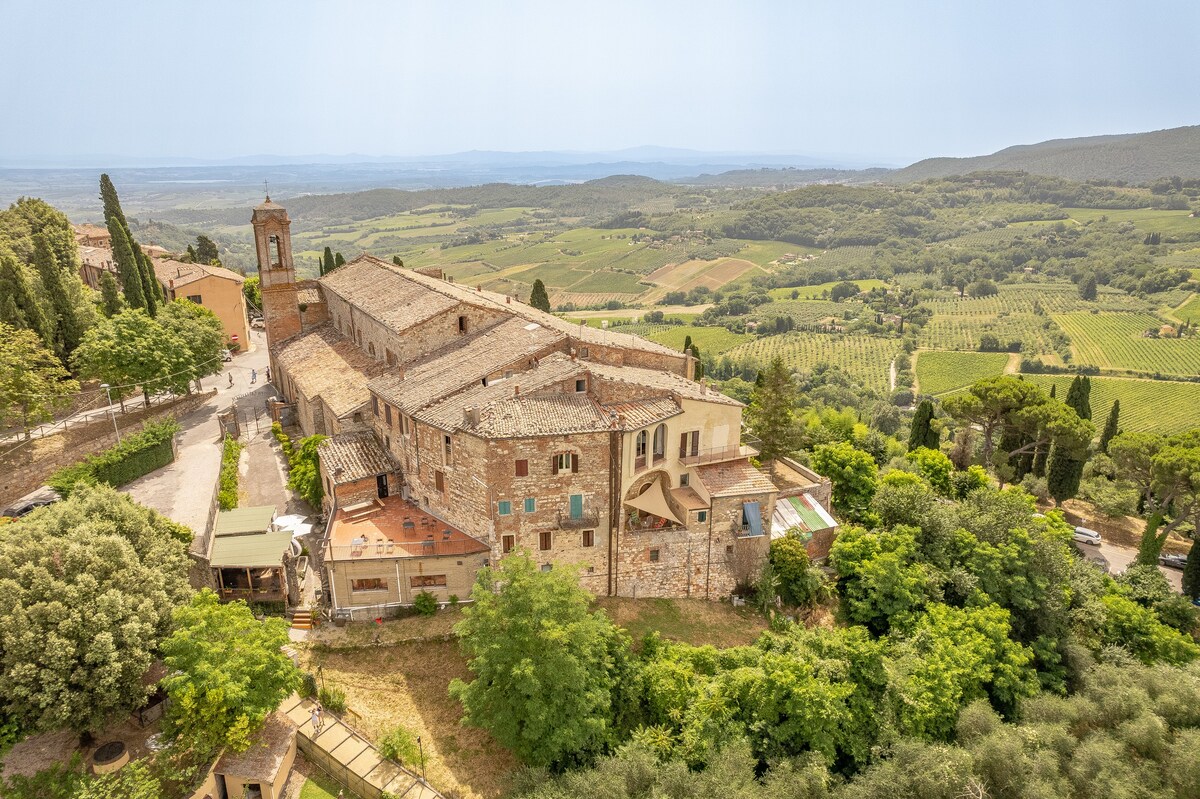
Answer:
[
  {"xmin": 298, "ymin": 768, "xmax": 344, "ymax": 799},
  {"xmin": 915, "ymin": 350, "xmax": 1010, "ymax": 396},
  {"xmin": 1066, "ymin": 207, "xmax": 1200, "ymax": 238},
  {"xmin": 767, "ymin": 278, "xmax": 886, "ymax": 301},
  {"xmin": 596, "ymin": 598, "xmax": 768, "ymax": 648}
]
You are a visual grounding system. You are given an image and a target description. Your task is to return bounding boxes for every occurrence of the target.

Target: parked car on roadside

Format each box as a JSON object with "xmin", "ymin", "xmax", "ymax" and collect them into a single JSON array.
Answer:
[
  {"xmin": 2, "ymin": 486, "xmax": 61, "ymax": 518},
  {"xmin": 1159, "ymin": 553, "xmax": 1188, "ymax": 570},
  {"xmin": 1073, "ymin": 526, "xmax": 1102, "ymax": 546}
]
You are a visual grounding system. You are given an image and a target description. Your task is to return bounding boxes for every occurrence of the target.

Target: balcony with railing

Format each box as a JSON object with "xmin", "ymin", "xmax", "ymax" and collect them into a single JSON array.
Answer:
[
  {"xmin": 558, "ymin": 505, "xmax": 601, "ymax": 529},
  {"xmin": 678, "ymin": 443, "xmax": 760, "ymax": 467}
]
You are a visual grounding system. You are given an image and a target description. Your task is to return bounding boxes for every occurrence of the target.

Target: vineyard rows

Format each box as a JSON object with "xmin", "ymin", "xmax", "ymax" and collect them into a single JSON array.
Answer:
[
  {"xmin": 1054, "ymin": 312, "xmax": 1200, "ymax": 376},
  {"xmin": 723, "ymin": 333, "xmax": 899, "ymax": 393},
  {"xmin": 1025, "ymin": 375, "xmax": 1200, "ymax": 435},
  {"xmin": 915, "ymin": 351, "xmax": 1009, "ymax": 396}
]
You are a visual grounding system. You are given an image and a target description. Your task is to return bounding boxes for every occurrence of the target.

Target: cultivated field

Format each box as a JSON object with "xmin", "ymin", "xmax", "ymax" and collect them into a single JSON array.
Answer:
[
  {"xmin": 1065, "ymin": 207, "xmax": 1200, "ymax": 238},
  {"xmin": 767, "ymin": 278, "xmax": 887, "ymax": 301},
  {"xmin": 646, "ymin": 325, "xmax": 753, "ymax": 354},
  {"xmin": 915, "ymin": 351, "xmax": 1010, "ymax": 395},
  {"xmin": 1054, "ymin": 311, "xmax": 1200, "ymax": 376},
  {"xmin": 723, "ymin": 333, "xmax": 900, "ymax": 393},
  {"xmin": 1024, "ymin": 375, "xmax": 1200, "ymax": 435}
]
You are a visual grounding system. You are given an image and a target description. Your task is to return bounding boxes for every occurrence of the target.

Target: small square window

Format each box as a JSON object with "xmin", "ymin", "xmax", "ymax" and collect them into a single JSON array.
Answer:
[
  {"xmin": 697, "ymin": 510, "xmax": 707, "ymax": 523},
  {"xmin": 679, "ymin": 473, "xmax": 690, "ymax": 487},
  {"xmin": 502, "ymin": 535, "xmax": 514, "ymax": 553},
  {"xmin": 515, "ymin": 459, "xmax": 529, "ymax": 477},
  {"xmin": 498, "ymin": 500, "xmax": 512, "ymax": 516},
  {"xmin": 524, "ymin": 497, "xmax": 536, "ymax": 513},
  {"xmin": 575, "ymin": 378, "xmax": 586, "ymax": 392},
  {"xmin": 726, "ymin": 545, "xmax": 734, "ymax": 554},
  {"xmin": 582, "ymin": 529, "xmax": 594, "ymax": 547},
  {"xmin": 579, "ymin": 347, "xmax": 589, "ymax": 358},
  {"xmin": 539, "ymin": 531, "xmax": 552, "ymax": 550},
  {"xmin": 649, "ymin": 548, "xmax": 660, "ymax": 563}
]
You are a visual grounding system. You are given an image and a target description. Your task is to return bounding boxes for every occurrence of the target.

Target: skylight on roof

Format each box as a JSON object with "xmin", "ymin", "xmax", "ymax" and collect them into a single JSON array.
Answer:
[{"xmin": 523, "ymin": 323, "xmax": 541, "ymax": 331}]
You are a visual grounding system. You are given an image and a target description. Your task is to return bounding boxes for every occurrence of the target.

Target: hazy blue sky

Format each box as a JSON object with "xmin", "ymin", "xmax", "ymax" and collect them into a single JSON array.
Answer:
[{"xmin": 4, "ymin": 0, "xmax": 1198, "ymax": 165}]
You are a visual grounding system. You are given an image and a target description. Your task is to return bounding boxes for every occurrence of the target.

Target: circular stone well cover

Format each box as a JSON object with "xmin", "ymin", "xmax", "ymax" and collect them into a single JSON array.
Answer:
[{"xmin": 93, "ymin": 741, "xmax": 127, "ymax": 765}]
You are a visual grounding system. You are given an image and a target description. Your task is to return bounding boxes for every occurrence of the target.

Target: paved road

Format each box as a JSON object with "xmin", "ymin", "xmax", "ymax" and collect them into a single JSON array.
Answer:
[
  {"xmin": 1076, "ymin": 539, "xmax": 1184, "ymax": 592},
  {"xmin": 123, "ymin": 332, "xmax": 270, "ymax": 550}
]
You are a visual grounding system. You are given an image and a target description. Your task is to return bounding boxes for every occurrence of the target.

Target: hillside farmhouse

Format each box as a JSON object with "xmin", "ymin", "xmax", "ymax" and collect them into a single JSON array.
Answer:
[{"xmin": 251, "ymin": 198, "xmax": 833, "ymax": 614}]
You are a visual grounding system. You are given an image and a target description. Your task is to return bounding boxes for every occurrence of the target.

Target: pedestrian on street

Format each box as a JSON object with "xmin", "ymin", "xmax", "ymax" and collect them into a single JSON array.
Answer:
[
  {"xmin": 265, "ymin": 366, "xmax": 270, "ymax": 381},
  {"xmin": 251, "ymin": 368, "xmax": 257, "ymax": 384},
  {"xmin": 311, "ymin": 703, "xmax": 323, "ymax": 733},
  {"xmin": 228, "ymin": 373, "xmax": 234, "ymax": 388}
]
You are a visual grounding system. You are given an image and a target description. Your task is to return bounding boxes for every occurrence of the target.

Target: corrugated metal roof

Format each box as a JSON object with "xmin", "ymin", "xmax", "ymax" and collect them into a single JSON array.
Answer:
[
  {"xmin": 214, "ymin": 506, "xmax": 277, "ymax": 536},
  {"xmin": 210, "ymin": 529, "xmax": 293, "ymax": 567}
]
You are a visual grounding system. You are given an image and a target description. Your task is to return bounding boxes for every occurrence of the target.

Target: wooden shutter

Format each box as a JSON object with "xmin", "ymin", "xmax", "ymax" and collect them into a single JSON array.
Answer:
[
  {"xmin": 571, "ymin": 453, "xmax": 579, "ymax": 473},
  {"xmin": 551, "ymin": 456, "xmax": 559, "ymax": 475},
  {"xmin": 679, "ymin": 433, "xmax": 688, "ymax": 458}
]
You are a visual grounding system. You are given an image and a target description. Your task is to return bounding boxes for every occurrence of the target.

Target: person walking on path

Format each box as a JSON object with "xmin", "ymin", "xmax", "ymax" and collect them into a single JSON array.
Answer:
[
  {"xmin": 311, "ymin": 704, "xmax": 323, "ymax": 734},
  {"xmin": 251, "ymin": 368, "xmax": 257, "ymax": 385},
  {"xmin": 228, "ymin": 373, "xmax": 234, "ymax": 388}
]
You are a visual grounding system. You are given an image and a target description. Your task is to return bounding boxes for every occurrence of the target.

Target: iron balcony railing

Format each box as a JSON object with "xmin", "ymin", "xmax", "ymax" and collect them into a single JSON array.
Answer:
[{"xmin": 678, "ymin": 444, "xmax": 760, "ymax": 467}]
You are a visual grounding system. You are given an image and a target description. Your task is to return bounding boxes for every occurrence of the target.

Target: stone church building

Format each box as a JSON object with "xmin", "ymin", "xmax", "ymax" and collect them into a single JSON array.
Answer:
[{"xmin": 252, "ymin": 198, "xmax": 831, "ymax": 616}]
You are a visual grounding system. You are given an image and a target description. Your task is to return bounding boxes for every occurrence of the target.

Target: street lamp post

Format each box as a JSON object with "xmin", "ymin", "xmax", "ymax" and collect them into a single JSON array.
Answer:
[
  {"xmin": 101, "ymin": 383, "xmax": 121, "ymax": 444},
  {"xmin": 417, "ymin": 735, "xmax": 426, "ymax": 781}
]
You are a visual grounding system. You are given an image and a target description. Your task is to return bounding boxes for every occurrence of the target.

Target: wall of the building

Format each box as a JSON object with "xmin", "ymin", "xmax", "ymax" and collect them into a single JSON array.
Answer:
[
  {"xmin": 165, "ymin": 274, "xmax": 250, "ymax": 350},
  {"xmin": 321, "ymin": 472, "xmax": 397, "ymax": 515},
  {"xmin": 327, "ymin": 551, "xmax": 486, "ymax": 611},
  {"xmin": 618, "ymin": 397, "xmax": 743, "ymax": 499}
]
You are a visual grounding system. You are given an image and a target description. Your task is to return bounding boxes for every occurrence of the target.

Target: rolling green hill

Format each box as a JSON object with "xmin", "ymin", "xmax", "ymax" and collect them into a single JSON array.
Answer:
[{"xmin": 889, "ymin": 125, "xmax": 1200, "ymax": 184}]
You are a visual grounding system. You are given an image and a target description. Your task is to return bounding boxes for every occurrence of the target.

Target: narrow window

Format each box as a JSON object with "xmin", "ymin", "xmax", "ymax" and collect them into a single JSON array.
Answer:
[
  {"xmin": 582, "ymin": 529, "xmax": 595, "ymax": 547},
  {"xmin": 498, "ymin": 500, "xmax": 512, "ymax": 516},
  {"xmin": 698, "ymin": 510, "xmax": 708, "ymax": 523},
  {"xmin": 569, "ymin": 494, "xmax": 583, "ymax": 519},
  {"xmin": 524, "ymin": 497, "xmax": 536, "ymax": 513},
  {"xmin": 435, "ymin": 470, "xmax": 445, "ymax": 492},
  {"xmin": 444, "ymin": 434, "xmax": 452, "ymax": 463},
  {"xmin": 384, "ymin": 404, "xmax": 392, "ymax": 425},
  {"xmin": 372, "ymin": 396, "xmax": 380, "ymax": 416},
  {"xmin": 635, "ymin": 430, "xmax": 647, "ymax": 467},
  {"xmin": 539, "ymin": 531, "xmax": 552, "ymax": 551},
  {"xmin": 515, "ymin": 459, "xmax": 529, "ymax": 477},
  {"xmin": 502, "ymin": 534, "xmax": 514, "ymax": 553},
  {"xmin": 649, "ymin": 548, "xmax": 660, "ymax": 563},
  {"xmin": 458, "ymin": 315, "xmax": 468, "ymax": 334},
  {"xmin": 386, "ymin": 348, "xmax": 397, "ymax": 366},
  {"xmin": 652, "ymin": 424, "xmax": 666, "ymax": 461},
  {"xmin": 369, "ymin": 342, "xmax": 376, "ymax": 356}
]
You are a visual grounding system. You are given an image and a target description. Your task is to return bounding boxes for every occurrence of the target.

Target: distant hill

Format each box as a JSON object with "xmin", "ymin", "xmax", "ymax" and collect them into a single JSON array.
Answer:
[
  {"xmin": 890, "ymin": 126, "xmax": 1200, "ymax": 184},
  {"xmin": 676, "ymin": 167, "xmax": 892, "ymax": 188}
]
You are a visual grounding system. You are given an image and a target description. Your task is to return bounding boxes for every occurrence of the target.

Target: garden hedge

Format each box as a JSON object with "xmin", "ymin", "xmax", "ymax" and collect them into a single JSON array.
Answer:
[{"xmin": 49, "ymin": 419, "xmax": 180, "ymax": 497}]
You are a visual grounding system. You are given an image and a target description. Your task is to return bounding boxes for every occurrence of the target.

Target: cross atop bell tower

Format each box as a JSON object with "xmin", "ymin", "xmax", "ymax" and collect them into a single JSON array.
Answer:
[{"xmin": 251, "ymin": 196, "xmax": 302, "ymax": 346}]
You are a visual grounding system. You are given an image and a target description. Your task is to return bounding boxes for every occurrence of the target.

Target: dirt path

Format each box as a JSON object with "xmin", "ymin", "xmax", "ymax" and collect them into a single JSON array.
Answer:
[
  {"xmin": 1003, "ymin": 352, "xmax": 1021, "ymax": 374},
  {"xmin": 889, "ymin": 357, "xmax": 898, "ymax": 391}
]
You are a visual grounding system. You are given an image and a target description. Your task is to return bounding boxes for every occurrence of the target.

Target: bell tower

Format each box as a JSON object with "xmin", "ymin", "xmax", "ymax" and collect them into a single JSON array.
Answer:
[{"xmin": 251, "ymin": 196, "xmax": 302, "ymax": 347}]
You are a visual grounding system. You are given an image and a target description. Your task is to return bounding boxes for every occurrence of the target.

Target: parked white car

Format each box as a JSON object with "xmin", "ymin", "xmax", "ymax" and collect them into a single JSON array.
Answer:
[{"xmin": 1073, "ymin": 526, "xmax": 1102, "ymax": 546}]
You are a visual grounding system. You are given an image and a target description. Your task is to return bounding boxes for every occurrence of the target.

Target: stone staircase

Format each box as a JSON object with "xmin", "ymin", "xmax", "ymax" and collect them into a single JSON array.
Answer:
[{"xmin": 291, "ymin": 609, "xmax": 314, "ymax": 631}]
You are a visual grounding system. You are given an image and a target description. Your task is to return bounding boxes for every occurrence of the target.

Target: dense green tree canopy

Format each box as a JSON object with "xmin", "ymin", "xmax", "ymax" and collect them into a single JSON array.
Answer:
[
  {"xmin": 746, "ymin": 355, "xmax": 801, "ymax": 460},
  {"xmin": 0, "ymin": 322, "xmax": 78, "ymax": 438}
]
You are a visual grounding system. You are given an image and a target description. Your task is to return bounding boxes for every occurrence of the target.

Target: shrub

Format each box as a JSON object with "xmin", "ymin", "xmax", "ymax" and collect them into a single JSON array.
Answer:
[
  {"xmin": 318, "ymin": 686, "xmax": 346, "ymax": 713},
  {"xmin": 413, "ymin": 591, "xmax": 438, "ymax": 616},
  {"xmin": 217, "ymin": 435, "xmax": 242, "ymax": 511},
  {"xmin": 271, "ymin": 421, "xmax": 293, "ymax": 461},
  {"xmin": 769, "ymin": 535, "xmax": 826, "ymax": 608},
  {"xmin": 378, "ymin": 725, "xmax": 421, "ymax": 766},
  {"xmin": 286, "ymin": 434, "xmax": 326, "ymax": 507},
  {"xmin": 48, "ymin": 419, "xmax": 180, "ymax": 497},
  {"xmin": 449, "ymin": 594, "xmax": 459, "ymax": 606},
  {"xmin": 301, "ymin": 672, "xmax": 318, "ymax": 699}
]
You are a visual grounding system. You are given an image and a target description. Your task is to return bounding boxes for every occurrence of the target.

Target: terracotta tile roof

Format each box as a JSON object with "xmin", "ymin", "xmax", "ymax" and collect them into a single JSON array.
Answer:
[
  {"xmin": 78, "ymin": 245, "xmax": 115, "ymax": 270},
  {"xmin": 369, "ymin": 317, "xmax": 564, "ymax": 414},
  {"xmin": 415, "ymin": 352, "xmax": 586, "ymax": 432},
  {"xmin": 472, "ymin": 394, "xmax": 610, "ymax": 438},
  {"xmin": 326, "ymin": 495, "xmax": 490, "ymax": 561},
  {"xmin": 296, "ymin": 280, "xmax": 322, "ymax": 305},
  {"xmin": 153, "ymin": 258, "xmax": 245, "ymax": 288},
  {"xmin": 602, "ymin": 396, "xmax": 682, "ymax": 430},
  {"xmin": 319, "ymin": 257, "xmax": 461, "ymax": 333},
  {"xmin": 276, "ymin": 323, "xmax": 387, "ymax": 419},
  {"xmin": 215, "ymin": 711, "xmax": 295, "ymax": 781},
  {"xmin": 695, "ymin": 459, "xmax": 777, "ymax": 497},
  {"xmin": 319, "ymin": 431, "xmax": 396, "ymax": 484},
  {"xmin": 341, "ymin": 255, "xmax": 683, "ymax": 360},
  {"xmin": 71, "ymin": 223, "xmax": 110, "ymax": 239},
  {"xmin": 586, "ymin": 360, "xmax": 742, "ymax": 407}
]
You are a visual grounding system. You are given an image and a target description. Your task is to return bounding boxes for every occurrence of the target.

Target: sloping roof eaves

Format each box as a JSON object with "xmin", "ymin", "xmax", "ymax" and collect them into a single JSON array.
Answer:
[
  {"xmin": 209, "ymin": 530, "xmax": 293, "ymax": 567},
  {"xmin": 319, "ymin": 432, "xmax": 396, "ymax": 484},
  {"xmin": 214, "ymin": 506, "xmax": 277, "ymax": 536},
  {"xmin": 694, "ymin": 459, "xmax": 777, "ymax": 497}
]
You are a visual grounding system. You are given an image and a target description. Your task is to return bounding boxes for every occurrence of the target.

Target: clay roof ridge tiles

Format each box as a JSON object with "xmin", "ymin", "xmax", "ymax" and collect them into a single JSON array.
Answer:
[
  {"xmin": 319, "ymin": 431, "xmax": 396, "ymax": 484},
  {"xmin": 585, "ymin": 360, "xmax": 742, "ymax": 407}
]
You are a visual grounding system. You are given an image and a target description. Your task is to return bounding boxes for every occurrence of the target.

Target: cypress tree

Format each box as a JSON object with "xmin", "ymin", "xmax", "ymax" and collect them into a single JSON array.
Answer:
[
  {"xmin": 1046, "ymin": 444, "xmax": 1083, "ymax": 507},
  {"xmin": 1136, "ymin": 513, "xmax": 1166, "ymax": 567},
  {"xmin": 746, "ymin": 355, "xmax": 800, "ymax": 461},
  {"xmin": 392, "ymin": 256, "xmax": 404, "ymax": 267},
  {"xmin": 107, "ymin": 217, "xmax": 146, "ymax": 310},
  {"xmin": 1099, "ymin": 399, "xmax": 1120, "ymax": 454},
  {"xmin": 1048, "ymin": 383, "xmax": 1056, "ymax": 399},
  {"xmin": 908, "ymin": 399, "xmax": 938, "ymax": 451},
  {"xmin": 1183, "ymin": 541, "xmax": 1200, "ymax": 600},
  {"xmin": 334, "ymin": 252, "xmax": 345, "ymax": 268},
  {"xmin": 186, "ymin": 244, "xmax": 197, "ymax": 262},
  {"xmin": 1032, "ymin": 442, "xmax": 1049, "ymax": 477},
  {"xmin": 99, "ymin": 271, "xmax": 123, "ymax": 317},
  {"xmin": 32, "ymin": 232, "xmax": 84, "ymax": 359},
  {"xmin": 0, "ymin": 252, "xmax": 48, "ymax": 342},
  {"xmin": 691, "ymin": 343, "xmax": 703, "ymax": 381},
  {"xmin": 135, "ymin": 245, "xmax": 159, "ymax": 316},
  {"xmin": 322, "ymin": 247, "xmax": 335, "ymax": 276},
  {"xmin": 1065, "ymin": 375, "xmax": 1092, "ymax": 420},
  {"xmin": 529, "ymin": 279, "xmax": 551, "ymax": 312}
]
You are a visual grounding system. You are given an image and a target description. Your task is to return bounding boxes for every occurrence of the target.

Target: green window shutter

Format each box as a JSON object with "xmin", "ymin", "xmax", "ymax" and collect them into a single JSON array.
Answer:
[
  {"xmin": 498, "ymin": 500, "xmax": 511, "ymax": 516},
  {"xmin": 569, "ymin": 494, "xmax": 583, "ymax": 519},
  {"xmin": 524, "ymin": 497, "xmax": 536, "ymax": 513}
]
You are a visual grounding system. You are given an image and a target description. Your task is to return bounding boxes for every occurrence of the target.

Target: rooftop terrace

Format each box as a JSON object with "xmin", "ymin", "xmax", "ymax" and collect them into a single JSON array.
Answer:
[{"xmin": 325, "ymin": 495, "xmax": 489, "ymax": 561}]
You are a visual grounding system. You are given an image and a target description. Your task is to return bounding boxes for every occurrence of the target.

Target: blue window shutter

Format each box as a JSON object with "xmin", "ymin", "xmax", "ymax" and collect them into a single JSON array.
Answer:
[
  {"xmin": 524, "ymin": 497, "xmax": 536, "ymax": 513},
  {"xmin": 498, "ymin": 500, "xmax": 511, "ymax": 516},
  {"xmin": 743, "ymin": 501, "xmax": 763, "ymax": 536},
  {"xmin": 569, "ymin": 494, "xmax": 583, "ymax": 519}
]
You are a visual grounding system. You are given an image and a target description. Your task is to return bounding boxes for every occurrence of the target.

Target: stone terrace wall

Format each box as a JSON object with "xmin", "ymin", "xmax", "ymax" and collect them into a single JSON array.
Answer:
[{"xmin": 0, "ymin": 390, "xmax": 215, "ymax": 507}]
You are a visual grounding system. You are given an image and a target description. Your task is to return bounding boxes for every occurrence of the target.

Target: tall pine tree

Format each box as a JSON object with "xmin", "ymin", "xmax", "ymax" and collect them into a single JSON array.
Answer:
[
  {"xmin": 32, "ymin": 231, "xmax": 85, "ymax": 360},
  {"xmin": 1099, "ymin": 399, "xmax": 1120, "ymax": 454},
  {"xmin": 321, "ymin": 247, "xmax": 335, "ymax": 276},
  {"xmin": 99, "ymin": 271, "xmax": 123, "ymax": 317},
  {"xmin": 106, "ymin": 216, "xmax": 146, "ymax": 310},
  {"xmin": 746, "ymin": 356, "xmax": 800, "ymax": 461},
  {"xmin": 135, "ymin": 245, "xmax": 159, "ymax": 316},
  {"xmin": 100, "ymin": 174, "xmax": 156, "ymax": 314}
]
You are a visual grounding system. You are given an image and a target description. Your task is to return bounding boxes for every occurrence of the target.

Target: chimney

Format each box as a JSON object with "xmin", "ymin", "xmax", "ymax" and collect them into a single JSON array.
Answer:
[
  {"xmin": 477, "ymin": 285, "xmax": 482, "ymax": 292},
  {"xmin": 506, "ymin": 296, "xmax": 511, "ymax": 304},
  {"xmin": 464, "ymin": 406, "xmax": 480, "ymax": 426},
  {"xmin": 684, "ymin": 347, "xmax": 693, "ymax": 358},
  {"xmin": 700, "ymin": 378, "xmax": 709, "ymax": 395},
  {"xmin": 514, "ymin": 384, "xmax": 520, "ymax": 396},
  {"xmin": 570, "ymin": 348, "xmax": 577, "ymax": 361}
]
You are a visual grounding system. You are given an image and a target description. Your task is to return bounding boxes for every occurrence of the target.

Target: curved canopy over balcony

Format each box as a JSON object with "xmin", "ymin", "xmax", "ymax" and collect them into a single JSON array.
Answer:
[{"xmin": 624, "ymin": 475, "xmax": 684, "ymax": 528}]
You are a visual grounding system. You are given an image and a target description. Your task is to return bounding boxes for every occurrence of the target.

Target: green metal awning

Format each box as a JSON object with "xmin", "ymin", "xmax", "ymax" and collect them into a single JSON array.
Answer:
[
  {"xmin": 214, "ymin": 506, "xmax": 277, "ymax": 536},
  {"xmin": 210, "ymin": 529, "xmax": 293, "ymax": 568}
]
